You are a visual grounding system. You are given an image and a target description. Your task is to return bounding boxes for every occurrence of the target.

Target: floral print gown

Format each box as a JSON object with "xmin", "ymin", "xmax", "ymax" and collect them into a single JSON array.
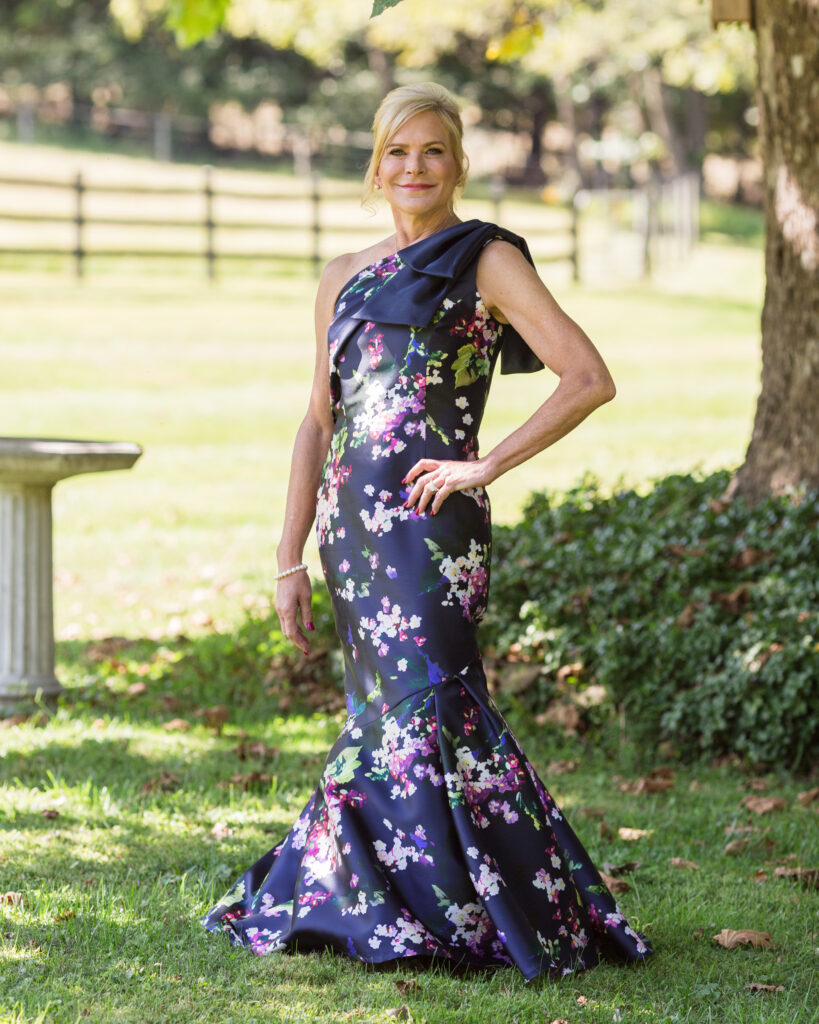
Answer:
[{"xmin": 201, "ymin": 219, "xmax": 653, "ymax": 981}]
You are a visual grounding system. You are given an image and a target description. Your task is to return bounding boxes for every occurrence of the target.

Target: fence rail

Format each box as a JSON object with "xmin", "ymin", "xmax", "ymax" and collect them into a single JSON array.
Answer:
[{"xmin": 0, "ymin": 167, "xmax": 698, "ymax": 282}]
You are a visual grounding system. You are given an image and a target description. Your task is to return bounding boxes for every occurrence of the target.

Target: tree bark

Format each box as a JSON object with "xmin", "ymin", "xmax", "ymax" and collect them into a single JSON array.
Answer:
[{"xmin": 728, "ymin": 0, "xmax": 819, "ymax": 500}]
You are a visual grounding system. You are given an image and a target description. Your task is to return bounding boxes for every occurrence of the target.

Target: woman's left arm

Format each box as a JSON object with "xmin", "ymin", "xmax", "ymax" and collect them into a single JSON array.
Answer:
[{"xmin": 404, "ymin": 240, "xmax": 616, "ymax": 514}]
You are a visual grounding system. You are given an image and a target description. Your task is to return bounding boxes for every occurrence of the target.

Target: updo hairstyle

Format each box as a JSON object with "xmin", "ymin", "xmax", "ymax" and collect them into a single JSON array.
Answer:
[{"xmin": 363, "ymin": 82, "xmax": 469, "ymax": 208}]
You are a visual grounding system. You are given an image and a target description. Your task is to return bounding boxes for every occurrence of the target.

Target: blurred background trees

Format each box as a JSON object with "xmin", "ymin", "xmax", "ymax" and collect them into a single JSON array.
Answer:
[{"xmin": 0, "ymin": 0, "xmax": 759, "ymax": 198}]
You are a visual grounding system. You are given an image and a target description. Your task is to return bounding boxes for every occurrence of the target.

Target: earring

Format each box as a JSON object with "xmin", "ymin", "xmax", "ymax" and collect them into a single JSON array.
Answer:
[{"xmin": 375, "ymin": 182, "xmax": 382, "ymax": 190}]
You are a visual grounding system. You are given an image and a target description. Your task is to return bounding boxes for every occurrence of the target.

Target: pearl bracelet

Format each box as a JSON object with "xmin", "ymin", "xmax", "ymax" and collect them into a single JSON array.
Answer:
[{"xmin": 274, "ymin": 562, "xmax": 308, "ymax": 581}]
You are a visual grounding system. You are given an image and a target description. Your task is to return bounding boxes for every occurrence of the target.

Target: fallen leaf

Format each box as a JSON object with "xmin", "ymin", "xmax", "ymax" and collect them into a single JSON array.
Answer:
[
  {"xmin": 247, "ymin": 741, "xmax": 280, "ymax": 761},
  {"xmin": 772, "ymin": 867, "xmax": 819, "ymax": 888},
  {"xmin": 210, "ymin": 822, "xmax": 232, "ymax": 841},
  {"xmin": 745, "ymin": 777, "xmax": 769, "ymax": 792},
  {"xmin": 657, "ymin": 740, "xmax": 678, "ymax": 759},
  {"xmin": 601, "ymin": 860, "xmax": 641, "ymax": 877},
  {"xmin": 676, "ymin": 604, "xmax": 696, "ymax": 628},
  {"xmin": 729, "ymin": 547, "xmax": 771, "ymax": 569},
  {"xmin": 140, "ymin": 772, "xmax": 181, "ymax": 795},
  {"xmin": 1, "ymin": 892, "xmax": 23, "ymax": 906},
  {"xmin": 745, "ymin": 983, "xmax": 784, "ymax": 993},
  {"xmin": 218, "ymin": 771, "xmax": 272, "ymax": 791},
  {"xmin": 712, "ymin": 584, "xmax": 752, "ymax": 615},
  {"xmin": 740, "ymin": 795, "xmax": 787, "ymax": 815},
  {"xmin": 670, "ymin": 857, "xmax": 700, "ymax": 871},
  {"xmin": 598, "ymin": 820, "xmax": 614, "ymax": 840},
  {"xmin": 600, "ymin": 871, "xmax": 631, "ymax": 893},
  {"xmin": 41, "ymin": 809, "xmax": 60, "ymax": 820},
  {"xmin": 693, "ymin": 929, "xmax": 704, "ymax": 938},
  {"xmin": 0, "ymin": 714, "xmax": 31, "ymax": 728},
  {"xmin": 162, "ymin": 718, "xmax": 190, "ymax": 732},
  {"xmin": 753, "ymin": 870, "xmax": 769, "ymax": 882},
  {"xmin": 395, "ymin": 979, "xmax": 420, "ymax": 994},
  {"xmin": 54, "ymin": 910, "xmax": 75, "ymax": 923},
  {"xmin": 618, "ymin": 827, "xmax": 653, "ymax": 841},
  {"xmin": 547, "ymin": 759, "xmax": 579, "ymax": 776},
  {"xmin": 576, "ymin": 994, "xmax": 589, "ymax": 1005},
  {"xmin": 712, "ymin": 929, "xmax": 775, "ymax": 950},
  {"xmin": 724, "ymin": 823, "xmax": 758, "ymax": 836},
  {"xmin": 127, "ymin": 681, "xmax": 147, "ymax": 697},
  {"xmin": 723, "ymin": 839, "xmax": 751, "ymax": 856},
  {"xmin": 194, "ymin": 705, "xmax": 229, "ymax": 733},
  {"xmin": 797, "ymin": 787, "xmax": 819, "ymax": 807},
  {"xmin": 620, "ymin": 769, "xmax": 675, "ymax": 794},
  {"xmin": 534, "ymin": 700, "xmax": 581, "ymax": 733},
  {"xmin": 550, "ymin": 1020, "xmax": 569, "ymax": 1024},
  {"xmin": 689, "ymin": 779, "xmax": 706, "ymax": 792},
  {"xmin": 385, "ymin": 1007, "xmax": 411, "ymax": 1021}
]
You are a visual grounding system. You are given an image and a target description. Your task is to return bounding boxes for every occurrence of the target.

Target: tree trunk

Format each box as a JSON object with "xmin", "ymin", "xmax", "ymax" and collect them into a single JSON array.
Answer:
[
  {"xmin": 728, "ymin": 0, "xmax": 819, "ymax": 500},
  {"xmin": 640, "ymin": 64, "xmax": 684, "ymax": 176}
]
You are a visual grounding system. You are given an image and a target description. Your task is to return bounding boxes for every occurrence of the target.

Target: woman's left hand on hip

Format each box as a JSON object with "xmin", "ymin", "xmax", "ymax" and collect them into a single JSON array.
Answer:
[{"xmin": 402, "ymin": 457, "xmax": 493, "ymax": 515}]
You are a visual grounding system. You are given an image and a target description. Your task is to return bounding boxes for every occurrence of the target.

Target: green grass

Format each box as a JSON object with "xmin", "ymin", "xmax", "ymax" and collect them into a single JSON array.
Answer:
[{"xmin": 1, "ymin": 638, "xmax": 817, "ymax": 1024}]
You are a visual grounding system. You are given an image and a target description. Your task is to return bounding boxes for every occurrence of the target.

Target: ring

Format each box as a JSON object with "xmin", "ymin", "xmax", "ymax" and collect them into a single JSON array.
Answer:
[{"xmin": 428, "ymin": 483, "xmax": 438, "ymax": 493}]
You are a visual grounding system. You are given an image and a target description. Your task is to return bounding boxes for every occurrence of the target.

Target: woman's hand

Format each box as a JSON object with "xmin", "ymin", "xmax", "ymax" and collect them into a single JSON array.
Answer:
[
  {"xmin": 403, "ymin": 456, "xmax": 495, "ymax": 516},
  {"xmin": 274, "ymin": 572, "xmax": 314, "ymax": 656}
]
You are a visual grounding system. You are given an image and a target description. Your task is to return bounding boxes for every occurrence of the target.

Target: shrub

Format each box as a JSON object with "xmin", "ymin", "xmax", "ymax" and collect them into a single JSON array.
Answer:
[{"xmin": 484, "ymin": 470, "xmax": 819, "ymax": 770}]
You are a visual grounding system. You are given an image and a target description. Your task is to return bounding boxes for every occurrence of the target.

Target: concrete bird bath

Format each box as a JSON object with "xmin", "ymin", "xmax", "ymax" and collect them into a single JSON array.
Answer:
[{"xmin": 0, "ymin": 437, "xmax": 142, "ymax": 709}]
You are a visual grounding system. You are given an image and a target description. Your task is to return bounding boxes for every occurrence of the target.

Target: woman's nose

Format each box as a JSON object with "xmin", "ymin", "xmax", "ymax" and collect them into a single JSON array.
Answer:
[{"xmin": 405, "ymin": 152, "xmax": 424, "ymax": 175}]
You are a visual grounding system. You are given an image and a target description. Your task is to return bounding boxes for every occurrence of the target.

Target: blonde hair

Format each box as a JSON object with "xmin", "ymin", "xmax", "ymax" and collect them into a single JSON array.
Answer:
[{"xmin": 363, "ymin": 82, "xmax": 469, "ymax": 208}]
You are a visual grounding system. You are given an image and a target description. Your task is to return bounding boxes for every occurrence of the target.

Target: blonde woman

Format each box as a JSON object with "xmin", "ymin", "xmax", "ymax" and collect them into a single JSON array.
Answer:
[{"xmin": 202, "ymin": 82, "xmax": 653, "ymax": 981}]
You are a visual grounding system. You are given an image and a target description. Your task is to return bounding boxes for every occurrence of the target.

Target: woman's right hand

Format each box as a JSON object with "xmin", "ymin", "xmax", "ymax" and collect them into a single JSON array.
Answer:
[{"xmin": 275, "ymin": 571, "xmax": 314, "ymax": 656}]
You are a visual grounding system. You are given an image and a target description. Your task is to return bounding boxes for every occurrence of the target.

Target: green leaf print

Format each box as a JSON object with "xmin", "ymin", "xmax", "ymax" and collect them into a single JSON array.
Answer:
[
  {"xmin": 432, "ymin": 884, "xmax": 452, "ymax": 908},
  {"xmin": 325, "ymin": 745, "xmax": 362, "ymax": 784},
  {"xmin": 452, "ymin": 343, "xmax": 479, "ymax": 387},
  {"xmin": 424, "ymin": 538, "xmax": 444, "ymax": 561}
]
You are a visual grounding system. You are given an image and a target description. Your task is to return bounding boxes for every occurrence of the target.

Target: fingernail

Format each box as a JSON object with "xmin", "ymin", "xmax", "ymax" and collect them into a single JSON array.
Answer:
[{"xmin": 307, "ymin": 623, "xmax": 315, "ymax": 631}]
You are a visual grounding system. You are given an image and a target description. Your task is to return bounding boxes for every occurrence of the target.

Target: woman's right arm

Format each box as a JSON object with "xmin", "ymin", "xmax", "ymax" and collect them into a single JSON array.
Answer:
[{"xmin": 274, "ymin": 256, "xmax": 351, "ymax": 655}]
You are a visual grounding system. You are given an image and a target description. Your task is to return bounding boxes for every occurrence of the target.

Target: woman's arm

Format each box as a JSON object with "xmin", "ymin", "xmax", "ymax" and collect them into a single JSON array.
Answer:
[
  {"xmin": 404, "ymin": 240, "xmax": 616, "ymax": 514},
  {"xmin": 274, "ymin": 257, "xmax": 348, "ymax": 654}
]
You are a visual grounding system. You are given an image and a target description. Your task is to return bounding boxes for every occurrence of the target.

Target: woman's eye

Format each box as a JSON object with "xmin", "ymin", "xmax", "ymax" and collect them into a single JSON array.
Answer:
[
  {"xmin": 388, "ymin": 148, "xmax": 405, "ymax": 156},
  {"xmin": 427, "ymin": 147, "xmax": 443, "ymax": 154}
]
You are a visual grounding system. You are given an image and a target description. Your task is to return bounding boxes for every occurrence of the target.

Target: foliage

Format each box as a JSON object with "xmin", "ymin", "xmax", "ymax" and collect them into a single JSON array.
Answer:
[{"xmin": 484, "ymin": 470, "xmax": 819, "ymax": 771}]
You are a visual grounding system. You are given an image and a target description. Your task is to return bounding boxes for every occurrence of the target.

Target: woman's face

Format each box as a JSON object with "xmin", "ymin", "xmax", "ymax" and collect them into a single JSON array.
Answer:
[{"xmin": 375, "ymin": 110, "xmax": 460, "ymax": 219}]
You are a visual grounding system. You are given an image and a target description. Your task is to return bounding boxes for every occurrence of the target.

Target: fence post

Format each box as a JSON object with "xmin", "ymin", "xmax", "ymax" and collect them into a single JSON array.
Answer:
[
  {"xmin": 311, "ymin": 171, "xmax": 321, "ymax": 278},
  {"xmin": 490, "ymin": 175, "xmax": 505, "ymax": 226},
  {"xmin": 73, "ymin": 172, "xmax": 85, "ymax": 280},
  {"xmin": 570, "ymin": 190, "xmax": 585, "ymax": 284},
  {"xmin": 153, "ymin": 113, "xmax": 173, "ymax": 163},
  {"xmin": 203, "ymin": 165, "xmax": 215, "ymax": 281}
]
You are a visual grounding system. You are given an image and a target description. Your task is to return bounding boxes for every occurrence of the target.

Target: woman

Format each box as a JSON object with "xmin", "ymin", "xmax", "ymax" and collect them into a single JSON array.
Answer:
[{"xmin": 202, "ymin": 82, "xmax": 653, "ymax": 981}]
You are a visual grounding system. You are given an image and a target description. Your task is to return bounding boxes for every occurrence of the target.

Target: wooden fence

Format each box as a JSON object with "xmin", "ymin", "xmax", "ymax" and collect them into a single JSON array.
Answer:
[
  {"xmin": 0, "ymin": 168, "xmax": 579, "ymax": 280},
  {"xmin": 0, "ymin": 167, "xmax": 699, "ymax": 282}
]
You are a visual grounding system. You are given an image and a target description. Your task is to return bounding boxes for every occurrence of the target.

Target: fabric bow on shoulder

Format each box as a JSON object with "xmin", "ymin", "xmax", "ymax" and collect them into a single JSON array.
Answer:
[{"xmin": 352, "ymin": 219, "xmax": 545, "ymax": 376}]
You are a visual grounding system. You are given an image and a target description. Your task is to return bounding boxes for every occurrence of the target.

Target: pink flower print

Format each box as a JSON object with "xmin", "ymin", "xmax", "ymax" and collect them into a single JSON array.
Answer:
[
  {"xmin": 378, "ymin": 642, "xmax": 389, "ymax": 657},
  {"xmin": 386, "ymin": 565, "xmax": 397, "ymax": 578},
  {"xmin": 339, "ymin": 559, "xmax": 350, "ymax": 573},
  {"xmin": 350, "ymin": 873, "xmax": 359, "ymax": 888},
  {"xmin": 368, "ymin": 335, "xmax": 384, "ymax": 369}
]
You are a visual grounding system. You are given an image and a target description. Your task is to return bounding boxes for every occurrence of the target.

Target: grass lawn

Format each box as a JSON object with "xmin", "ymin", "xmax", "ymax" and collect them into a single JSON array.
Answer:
[{"xmin": 1, "ymin": 647, "xmax": 817, "ymax": 1024}]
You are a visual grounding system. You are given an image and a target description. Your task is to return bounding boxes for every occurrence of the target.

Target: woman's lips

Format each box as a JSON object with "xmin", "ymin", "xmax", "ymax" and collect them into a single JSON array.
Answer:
[{"xmin": 400, "ymin": 184, "xmax": 434, "ymax": 190}]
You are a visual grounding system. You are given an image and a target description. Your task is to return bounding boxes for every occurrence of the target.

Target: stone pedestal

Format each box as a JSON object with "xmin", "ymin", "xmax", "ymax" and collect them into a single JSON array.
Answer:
[{"xmin": 0, "ymin": 438, "xmax": 142, "ymax": 709}]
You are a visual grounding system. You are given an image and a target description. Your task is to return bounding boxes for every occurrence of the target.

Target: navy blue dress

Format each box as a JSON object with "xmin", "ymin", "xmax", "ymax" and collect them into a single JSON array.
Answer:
[{"xmin": 201, "ymin": 220, "xmax": 653, "ymax": 981}]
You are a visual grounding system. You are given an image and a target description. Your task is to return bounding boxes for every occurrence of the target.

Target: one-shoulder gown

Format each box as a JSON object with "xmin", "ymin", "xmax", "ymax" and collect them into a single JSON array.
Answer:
[{"xmin": 201, "ymin": 219, "xmax": 653, "ymax": 981}]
